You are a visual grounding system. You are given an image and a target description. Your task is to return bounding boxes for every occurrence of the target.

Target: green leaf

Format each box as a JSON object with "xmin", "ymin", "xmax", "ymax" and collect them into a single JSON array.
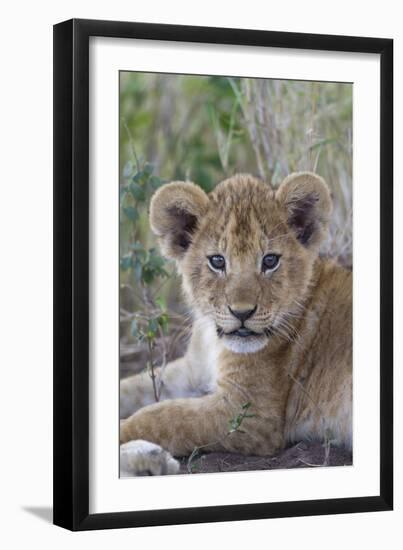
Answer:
[
  {"xmin": 148, "ymin": 253, "xmax": 165, "ymax": 269},
  {"xmin": 143, "ymin": 162, "xmax": 154, "ymax": 176},
  {"xmin": 132, "ymin": 171, "xmax": 144, "ymax": 183},
  {"xmin": 157, "ymin": 313, "xmax": 169, "ymax": 334},
  {"xmin": 148, "ymin": 318, "xmax": 159, "ymax": 333},
  {"xmin": 155, "ymin": 296, "xmax": 167, "ymax": 311},
  {"xmin": 120, "ymin": 254, "xmax": 132, "ymax": 270},
  {"xmin": 141, "ymin": 267, "xmax": 155, "ymax": 284},
  {"xmin": 123, "ymin": 160, "xmax": 134, "ymax": 178},
  {"xmin": 149, "ymin": 175, "xmax": 164, "ymax": 189},
  {"xmin": 129, "ymin": 181, "xmax": 146, "ymax": 201},
  {"xmin": 123, "ymin": 206, "xmax": 139, "ymax": 221}
]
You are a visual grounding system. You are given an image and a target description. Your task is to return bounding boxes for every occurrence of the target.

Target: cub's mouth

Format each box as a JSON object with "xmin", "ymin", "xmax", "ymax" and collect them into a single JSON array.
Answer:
[
  {"xmin": 217, "ymin": 326, "xmax": 269, "ymax": 354},
  {"xmin": 216, "ymin": 326, "xmax": 274, "ymax": 339},
  {"xmin": 216, "ymin": 325, "xmax": 273, "ymax": 354},
  {"xmin": 227, "ymin": 327, "xmax": 259, "ymax": 338}
]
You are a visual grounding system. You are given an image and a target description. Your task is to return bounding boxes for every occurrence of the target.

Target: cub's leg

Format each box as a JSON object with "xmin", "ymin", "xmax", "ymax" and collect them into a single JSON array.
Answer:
[
  {"xmin": 120, "ymin": 357, "xmax": 203, "ymax": 419},
  {"xmin": 120, "ymin": 440, "xmax": 180, "ymax": 477},
  {"xmin": 120, "ymin": 392, "xmax": 284, "ymax": 458}
]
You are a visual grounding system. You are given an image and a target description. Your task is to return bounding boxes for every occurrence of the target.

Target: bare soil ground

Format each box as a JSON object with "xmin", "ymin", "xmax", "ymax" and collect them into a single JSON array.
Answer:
[{"xmin": 178, "ymin": 442, "xmax": 352, "ymax": 474}]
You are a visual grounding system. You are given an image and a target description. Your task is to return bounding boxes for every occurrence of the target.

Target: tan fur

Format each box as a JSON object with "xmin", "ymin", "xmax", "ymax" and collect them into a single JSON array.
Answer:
[{"xmin": 120, "ymin": 173, "xmax": 352, "ymax": 460}]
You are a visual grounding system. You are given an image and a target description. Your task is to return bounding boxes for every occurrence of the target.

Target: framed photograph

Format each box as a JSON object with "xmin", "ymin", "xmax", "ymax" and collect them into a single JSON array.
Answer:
[{"xmin": 53, "ymin": 19, "xmax": 393, "ymax": 530}]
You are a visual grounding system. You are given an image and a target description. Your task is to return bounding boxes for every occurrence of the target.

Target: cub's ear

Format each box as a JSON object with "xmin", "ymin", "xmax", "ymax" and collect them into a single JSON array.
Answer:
[
  {"xmin": 276, "ymin": 172, "xmax": 332, "ymax": 248},
  {"xmin": 149, "ymin": 181, "xmax": 209, "ymax": 260}
]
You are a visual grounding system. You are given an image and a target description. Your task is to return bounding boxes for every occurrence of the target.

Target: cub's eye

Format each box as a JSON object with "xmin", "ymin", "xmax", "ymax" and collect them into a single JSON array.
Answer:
[
  {"xmin": 208, "ymin": 255, "xmax": 226, "ymax": 272},
  {"xmin": 262, "ymin": 254, "xmax": 281, "ymax": 272}
]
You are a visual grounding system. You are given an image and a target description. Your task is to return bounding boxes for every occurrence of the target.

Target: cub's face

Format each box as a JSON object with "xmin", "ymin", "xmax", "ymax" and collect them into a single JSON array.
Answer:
[{"xmin": 150, "ymin": 173, "xmax": 332, "ymax": 354}]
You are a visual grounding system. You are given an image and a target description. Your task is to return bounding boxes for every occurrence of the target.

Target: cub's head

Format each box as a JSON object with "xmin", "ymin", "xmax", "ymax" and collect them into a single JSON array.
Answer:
[{"xmin": 150, "ymin": 173, "xmax": 332, "ymax": 354}]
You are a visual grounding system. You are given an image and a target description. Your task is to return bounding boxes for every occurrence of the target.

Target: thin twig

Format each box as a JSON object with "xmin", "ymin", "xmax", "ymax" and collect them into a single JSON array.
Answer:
[
  {"xmin": 121, "ymin": 117, "xmax": 140, "ymax": 172},
  {"xmin": 147, "ymin": 338, "xmax": 159, "ymax": 403}
]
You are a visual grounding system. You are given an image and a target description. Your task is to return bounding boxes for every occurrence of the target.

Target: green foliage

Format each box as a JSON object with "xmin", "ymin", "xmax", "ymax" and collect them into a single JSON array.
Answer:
[
  {"xmin": 121, "ymin": 244, "xmax": 169, "ymax": 283},
  {"xmin": 120, "ymin": 158, "xmax": 165, "ymax": 221},
  {"xmin": 120, "ymin": 143, "xmax": 171, "ymax": 288},
  {"xmin": 119, "ymin": 140, "xmax": 172, "ymax": 372},
  {"xmin": 120, "ymin": 74, "xmax": 245, "ymax": 192},
  {"xmin": 228, "ymin": 402, "xmax": 256, "ymax": 434},
  {"xmin": 129, "ymin": 300, "xmax": 169, "ymax": 348}
]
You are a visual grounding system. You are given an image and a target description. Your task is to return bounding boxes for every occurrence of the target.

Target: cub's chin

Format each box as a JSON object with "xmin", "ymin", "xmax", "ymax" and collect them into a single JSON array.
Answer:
[{"xmin": 222, "ymin": 333, "xmax": 268, "ymax": 354}]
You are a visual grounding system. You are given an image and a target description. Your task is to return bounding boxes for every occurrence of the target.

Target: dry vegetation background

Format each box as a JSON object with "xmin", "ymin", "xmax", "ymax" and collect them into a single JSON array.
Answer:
[{"xmin": 119, "ymin": 73, "xmax": 353, "ymax": 471}]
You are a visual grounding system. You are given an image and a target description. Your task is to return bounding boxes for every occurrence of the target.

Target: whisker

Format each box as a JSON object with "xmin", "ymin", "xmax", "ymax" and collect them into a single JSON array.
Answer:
[
  {"xmin": 273, "ymin": 326, "xmax": 294, "ymax": 345},
  {"xmin": 271, "ymin": 313, "xmax": 304, "ymax": 349}
]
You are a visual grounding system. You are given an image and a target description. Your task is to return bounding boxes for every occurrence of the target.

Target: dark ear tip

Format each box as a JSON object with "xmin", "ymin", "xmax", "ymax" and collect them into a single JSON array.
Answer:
[
  {"xmin": 149, "ymin": 181, "xmax": 208, "ymax": 236},
  {"xmin": 149, "ymin": 181, "xmax": 209, "ymax": 260},
  {"xmin": 276, "ymin": 172, "xmax": 332, "ymax": 214},
  {"xmin": 276, "ymin": 172, "xmax": 332, "ymax": 247}
]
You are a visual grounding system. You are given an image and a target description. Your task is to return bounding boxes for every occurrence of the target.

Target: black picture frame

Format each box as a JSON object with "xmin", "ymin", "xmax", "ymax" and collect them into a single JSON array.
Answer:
[{"xmin": 53, "ymin": 18, "xmax": 393, "ymax": 531}]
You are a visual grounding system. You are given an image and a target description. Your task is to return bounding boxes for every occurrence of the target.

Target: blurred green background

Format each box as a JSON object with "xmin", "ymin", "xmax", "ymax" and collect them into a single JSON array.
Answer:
[{"xmin": 119, "ymin": 72, "xmax": 352, "ymax": 377}]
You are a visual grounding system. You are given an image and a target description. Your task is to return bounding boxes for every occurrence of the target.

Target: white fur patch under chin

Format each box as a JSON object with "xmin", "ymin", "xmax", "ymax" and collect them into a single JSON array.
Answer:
[
  {"xmin": 222, "ymin": 335, "xmax": 268, "ymax": 354},
  {"xmin": 120, "ymin": 440, "xmax": 180, "ymax": 477}
]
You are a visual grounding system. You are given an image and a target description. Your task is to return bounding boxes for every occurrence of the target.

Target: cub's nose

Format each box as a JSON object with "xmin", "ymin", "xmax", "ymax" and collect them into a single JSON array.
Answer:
[{"xmin": 228, "ymin": 304, "xmax": 257, "ymax": 323}]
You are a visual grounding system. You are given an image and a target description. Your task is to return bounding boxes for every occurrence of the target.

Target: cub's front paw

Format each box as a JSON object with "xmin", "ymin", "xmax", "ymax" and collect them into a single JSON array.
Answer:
[{"xmin": 120, "ymin": 440, "xmax": 180, "ymax": 477}]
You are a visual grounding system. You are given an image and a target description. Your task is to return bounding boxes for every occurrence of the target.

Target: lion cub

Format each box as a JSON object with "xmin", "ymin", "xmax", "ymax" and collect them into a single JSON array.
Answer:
[{"xmin": 120, "ymin": 172, "xmax": 352, "ymax": 475}]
